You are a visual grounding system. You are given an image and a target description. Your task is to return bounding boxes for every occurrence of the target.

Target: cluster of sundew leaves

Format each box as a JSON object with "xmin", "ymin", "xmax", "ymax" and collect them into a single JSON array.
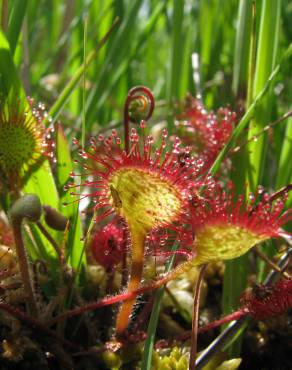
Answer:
[
  {"xmin": 190, "ymin": 183, "xmax": 289, "ymax": 238},
  {"xmin": 67, "ymin": 122, "xmax": 211, "ymax": 231},
  {"xmin": 56, "ymin": 83, "xmax": 292, "ymax": 355},
  {"xmin": 65, "ymin": 85, "xmax": 292, "ymax": 273},
  {"xmin": 240, "ymin": 279, "xmax": 292, "ymax": 320},
  {"xmin": 66, "ymin": 114, "xmax": 229, "ymax": 336},
  {"xmin": 67, "ymin": 112, "xmax": 292, "ymax": 288},
  {"xmin": 176, "ymin": 95, "xmax": 236, "ymax": 174}
]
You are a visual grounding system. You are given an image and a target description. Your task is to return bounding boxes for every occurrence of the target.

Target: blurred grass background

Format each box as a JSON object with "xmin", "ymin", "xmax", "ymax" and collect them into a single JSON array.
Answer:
[
  {"xmin": 1, "ymin": 0, "xmax": 292, "ymax": 362},
  {"xmin": 1, "ymin": 0, "xmax": 291, "ymax": 131}
]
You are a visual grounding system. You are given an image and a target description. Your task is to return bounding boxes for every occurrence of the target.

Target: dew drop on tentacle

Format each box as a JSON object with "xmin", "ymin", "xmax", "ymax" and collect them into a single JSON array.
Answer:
[
  {"xmin": 248, "ymin": 193, "xmax": 255, "ymax": 203},
  {"xmin": 256, "ymin": 185, "xmax": 265, "ymax": 196},
  {"xmin": 90, "ymin": 137, "xmax": 97, "ymax": 145}
]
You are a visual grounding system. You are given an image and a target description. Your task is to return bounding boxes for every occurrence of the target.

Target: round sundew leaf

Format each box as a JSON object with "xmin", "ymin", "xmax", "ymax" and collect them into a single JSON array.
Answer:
[
  {"xmin": 69, "ymin": 123, "xmax": 210, "ymax": 232},
  {"xmin": 0, "ymin": 122, "xmax": 37, "ymax": 173},
  {"xmin": 193, "ymin": 224, "xmax": 267, "ymax": 265},
  {"xmin": 109, "ymin": 167, "xmax": 184, "ymax": 234},
  {"xmin": 0, "ymin": 98, "xmax": 52, "ymax": 188}
]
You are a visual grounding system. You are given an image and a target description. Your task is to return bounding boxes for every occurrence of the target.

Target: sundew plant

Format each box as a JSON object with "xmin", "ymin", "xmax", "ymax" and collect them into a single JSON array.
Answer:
[{"xmin": 0, "ymin": 1, "xmax": 291, "ymax": 370}]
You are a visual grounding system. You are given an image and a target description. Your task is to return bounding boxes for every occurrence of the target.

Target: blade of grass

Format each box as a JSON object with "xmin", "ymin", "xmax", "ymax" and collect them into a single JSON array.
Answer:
[
  {"xmin": 0, "ymin": 30, "xmax": 23, "ymax": 98},
  {"xmin": 36, "ymin": 0, "xmax": 94, "ymax": 79},
  {"xmin": 222, "ymin": 0, "xmax": 254, "ymax": 358},
  {"xmin": 84, "ymin": 0, "xmax": 143, "ymax": 128},
  {"xmin": 167, "ymin": 0, "xmax": 184, "ymax": 104},
  {"xmin": 165, "ymin": 0, "xmax": 185, "ymax": 131},
  {"xmin": 42, "ymin": 17, "xmax": 120, "ymax": 127},
  {"xmin": 277, "ymin": 113, "xmax": 292, "ymax": 208},
  {"xmin": 247, "ymin": 0, "xmax": 281, "ymax": 283},
  {"xmin": 199, "ymin": 0, "xmax": 235, "ymax": 107},
  {"xmin": 247, "ymin": 0, "xmax": 281, "ymax": 191},
  {"xmin": 276, "ymin": 114, "xmax": 292, "ymax": 188},
  {"xmin": 81, "ymin": 13, "xmax": 88, "ymax": 149},
  {"xmin": 7, "ymin": 0, "xmax": 28, "ymax": 55},
  {"xmin": 209, "ymin": 42, "xmax": 292, "ymax": 176},
  {"xmin": 141, "ymin": 242, "xmax": 179, "ymax": 370},
  {"xmin": 73, "ymin": 0, "xmax": 166, "ymax": 129},
  {"xmin": 56, "ymin": 124, "xmax": 84, "ymax": 274},
  {"xmin": 232, "ymin": 0, "xmax": 252, "ymax": 97},
  {"xmin": 199, "ymin": 0, "xmax": 215, "ymax": 74}
]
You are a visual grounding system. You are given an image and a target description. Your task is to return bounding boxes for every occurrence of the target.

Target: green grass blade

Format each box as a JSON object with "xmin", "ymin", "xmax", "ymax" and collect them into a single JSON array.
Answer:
[
  {"xmin": 0, "ymin": 30, "xmax": 22, "ymax": 98},
  {"xmin": 167, "ymin": 0, "xmax": 184, "ymax": 103},
  {"xmin": 56, "ymin": 124, "xmax": 84, "ymax": 274},
  {"xmin": 276, "ymin": 113, "xmax": 292, "ymax": 207},
  {"xmin": 84, "ymin": 0, "xmax": 143, "ymax": 128},
  {"xmin": 247, "ymin": 0, "xmax": 281, "ymax": 283},
  {"xmin": 210, "ymin": 42, "xmax": 292, "ymax": 177},
  {"xmin": 247, "ymin": 0, "xmax": 281, "ymax": 191},
  {"xmin": 38, "ymin": 0, "xmax": 94, "ymax": 79},
  {"xmin": 232, "ymin": 0, "xmax": 252, "ymax": 97},
  {"xmin": 141, "ymin": 243, "xmax": 179, "ymax": 370},
  {"xmin": 199, "ymin": 0, "xmax": 215, "ymax": 72},
  {"xmin": 276, "ymin": 114, "xmax": 292, "ymax": 188},
  {"xmin": 91, "ymin": 1, "xmax": 166, "ymax": 117},
  {"xmin": 7, "ymin": 0, "xmax": 28, "ymax": 55},
  {"xmin": 81, "ymin": 14, "xmax": 88, "ymax": 149},
  {"xmin": 42, "ymin": 17, "xmax": 120, "ymax": 127},
  {"xmin": 24, "ymin": 163, "xmax": 59, "ymax": 208}
]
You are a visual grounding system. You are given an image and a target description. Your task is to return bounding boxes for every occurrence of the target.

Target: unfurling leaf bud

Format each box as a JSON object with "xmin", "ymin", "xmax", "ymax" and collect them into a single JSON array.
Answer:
[{"xmin": 43, "ymin": 205, "xmax": 68, "ymax": 231}]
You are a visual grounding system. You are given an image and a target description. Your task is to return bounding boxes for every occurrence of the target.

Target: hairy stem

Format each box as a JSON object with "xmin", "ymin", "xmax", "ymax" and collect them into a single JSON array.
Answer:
[
  {"xmin": 157, "ymin": 309, "xmax": 249, "ymax": 348},
  {"xmin": 11, "ymin": 220, "xmax": 38, "ymax": 317},
  {"xmin": 51, "ymin": 256, "xmax": 196, "ymax": 325},
  {"xmin": 115, "ymin": 226, "xmax": 146, "ymax": 337}
]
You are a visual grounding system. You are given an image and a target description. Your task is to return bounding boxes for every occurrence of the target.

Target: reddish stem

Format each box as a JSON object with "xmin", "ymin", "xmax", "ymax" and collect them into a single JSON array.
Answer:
[
  {"xmin": 190, "ymin": 309, "xmax": 248, "ymax": 339},
  {"xmin": 155, "ymin": 308, "xmax": 249, "ymax": 349},
  {"xmin": 115, "ymin": 227, "xmax": 146, "ymax": 337},
  {"xmin": 51, "ymin": 257, "xmax": 195, "ymax": 325},
  {"xmin": 11, "ymin": 221, "xmax": 39, "ymax": 317},
  {"xmin": 268, "ymin": 183, "xmax": 292, "ymax": 203}
]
